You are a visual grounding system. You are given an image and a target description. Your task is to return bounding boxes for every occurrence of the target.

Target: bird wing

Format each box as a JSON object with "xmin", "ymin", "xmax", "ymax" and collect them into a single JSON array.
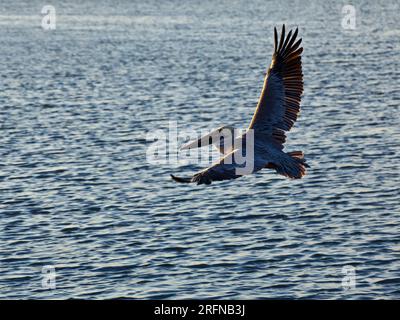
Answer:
[
  {"xmin": 191, "ymin": 153, "xmax": 265, "ymax": 185},
  {"xmin": 175, "ymin": 146, "xmax": 268, "ymax": 185},
  {"xmin": 248, "ymin": 25, "xmax": 304, "ymax": 148}
]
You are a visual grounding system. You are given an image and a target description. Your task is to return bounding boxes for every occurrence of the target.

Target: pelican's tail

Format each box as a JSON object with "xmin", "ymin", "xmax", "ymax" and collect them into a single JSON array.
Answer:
[
  {"xmin": 275, "ymin": 151, "xmax": 309, "ymax": 179},
  {"xmin": 170, "ymin": 174, "xmax": 192, "ymax": 183}
]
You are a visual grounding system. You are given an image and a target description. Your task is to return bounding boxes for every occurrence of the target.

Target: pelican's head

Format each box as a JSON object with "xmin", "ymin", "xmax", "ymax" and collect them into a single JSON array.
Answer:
[{"xmin": 180, "ymin": 125, "xmax": 235, "ymax": 150}]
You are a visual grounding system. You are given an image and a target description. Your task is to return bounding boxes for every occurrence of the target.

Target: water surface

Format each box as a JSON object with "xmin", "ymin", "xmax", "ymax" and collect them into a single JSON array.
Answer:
[{"xmin": 0, "ymin": 0, "xmax": 399, "ymax": 299}]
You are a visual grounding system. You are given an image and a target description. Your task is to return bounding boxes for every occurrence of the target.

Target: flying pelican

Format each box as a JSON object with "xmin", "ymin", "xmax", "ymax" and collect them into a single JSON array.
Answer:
[{"xmin": 171, "ymin": 25, "xmax": 309, "ymax": 185}]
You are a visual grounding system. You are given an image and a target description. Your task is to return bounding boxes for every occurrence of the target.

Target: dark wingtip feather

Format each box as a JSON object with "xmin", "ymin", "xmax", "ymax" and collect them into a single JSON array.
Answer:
[
  {"xmin": 284, "ymin": 27, "xmax": 299, "ymax": 53},
  {"xmin": 292, "ymin": 28, "xmax": 299, "ymax": 44},
  {"xmin": 283, "ymin": 38, "xmax": 302, "ymax": 58},
  {"xmin": 278, "ymin": 24, "xmax": 286, "ymax": 53},
  {"xmin": 274, "ymin": 27, "xmax": 278, "ymax": 52},
  {"xmin": 170, "ymin": 174, "xmax": 192, "ymax": 183},
  {"xmin": 281, "ymin": 29, "xmax": 292, "ymax": 54}
]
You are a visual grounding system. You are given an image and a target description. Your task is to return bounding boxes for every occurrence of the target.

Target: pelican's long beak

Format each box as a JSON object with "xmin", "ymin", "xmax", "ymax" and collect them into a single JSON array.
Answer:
[{"xmin": 180, "ymin": 133, "xmax": 214, "ymax": 150}]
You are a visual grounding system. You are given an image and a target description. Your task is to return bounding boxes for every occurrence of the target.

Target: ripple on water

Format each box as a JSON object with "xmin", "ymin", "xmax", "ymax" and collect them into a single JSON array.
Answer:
[{"xmin": 0, "ymin": 0, "xmax": 400, "ymax": 299}]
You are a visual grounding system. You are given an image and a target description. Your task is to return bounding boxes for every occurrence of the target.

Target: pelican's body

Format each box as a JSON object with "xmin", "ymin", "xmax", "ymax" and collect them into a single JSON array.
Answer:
[{"xmin": 172, "ymin": 25, "xmax": 309, "ymax": 185}]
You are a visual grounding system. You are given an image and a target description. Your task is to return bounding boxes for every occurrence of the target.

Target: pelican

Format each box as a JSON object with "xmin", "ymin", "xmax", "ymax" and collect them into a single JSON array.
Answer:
[{"xmin": 171, "ymin": 25, "xmax": 309, "ymax": 185}]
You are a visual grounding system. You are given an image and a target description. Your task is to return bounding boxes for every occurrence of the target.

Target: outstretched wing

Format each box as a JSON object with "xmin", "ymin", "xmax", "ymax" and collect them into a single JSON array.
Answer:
[
  {"xmin": 248, "ymin": 25, "xmax": 303, "ymax": 148},
  {"xmin": 172, "ymin": 147, "xmax": 267, "ymax": 185}
]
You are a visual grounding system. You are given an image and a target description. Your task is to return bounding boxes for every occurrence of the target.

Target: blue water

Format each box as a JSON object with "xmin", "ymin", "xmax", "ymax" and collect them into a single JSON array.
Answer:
[{"xmin": 0, "ymin": 0, "xmax": 399, "ymax": 299}]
